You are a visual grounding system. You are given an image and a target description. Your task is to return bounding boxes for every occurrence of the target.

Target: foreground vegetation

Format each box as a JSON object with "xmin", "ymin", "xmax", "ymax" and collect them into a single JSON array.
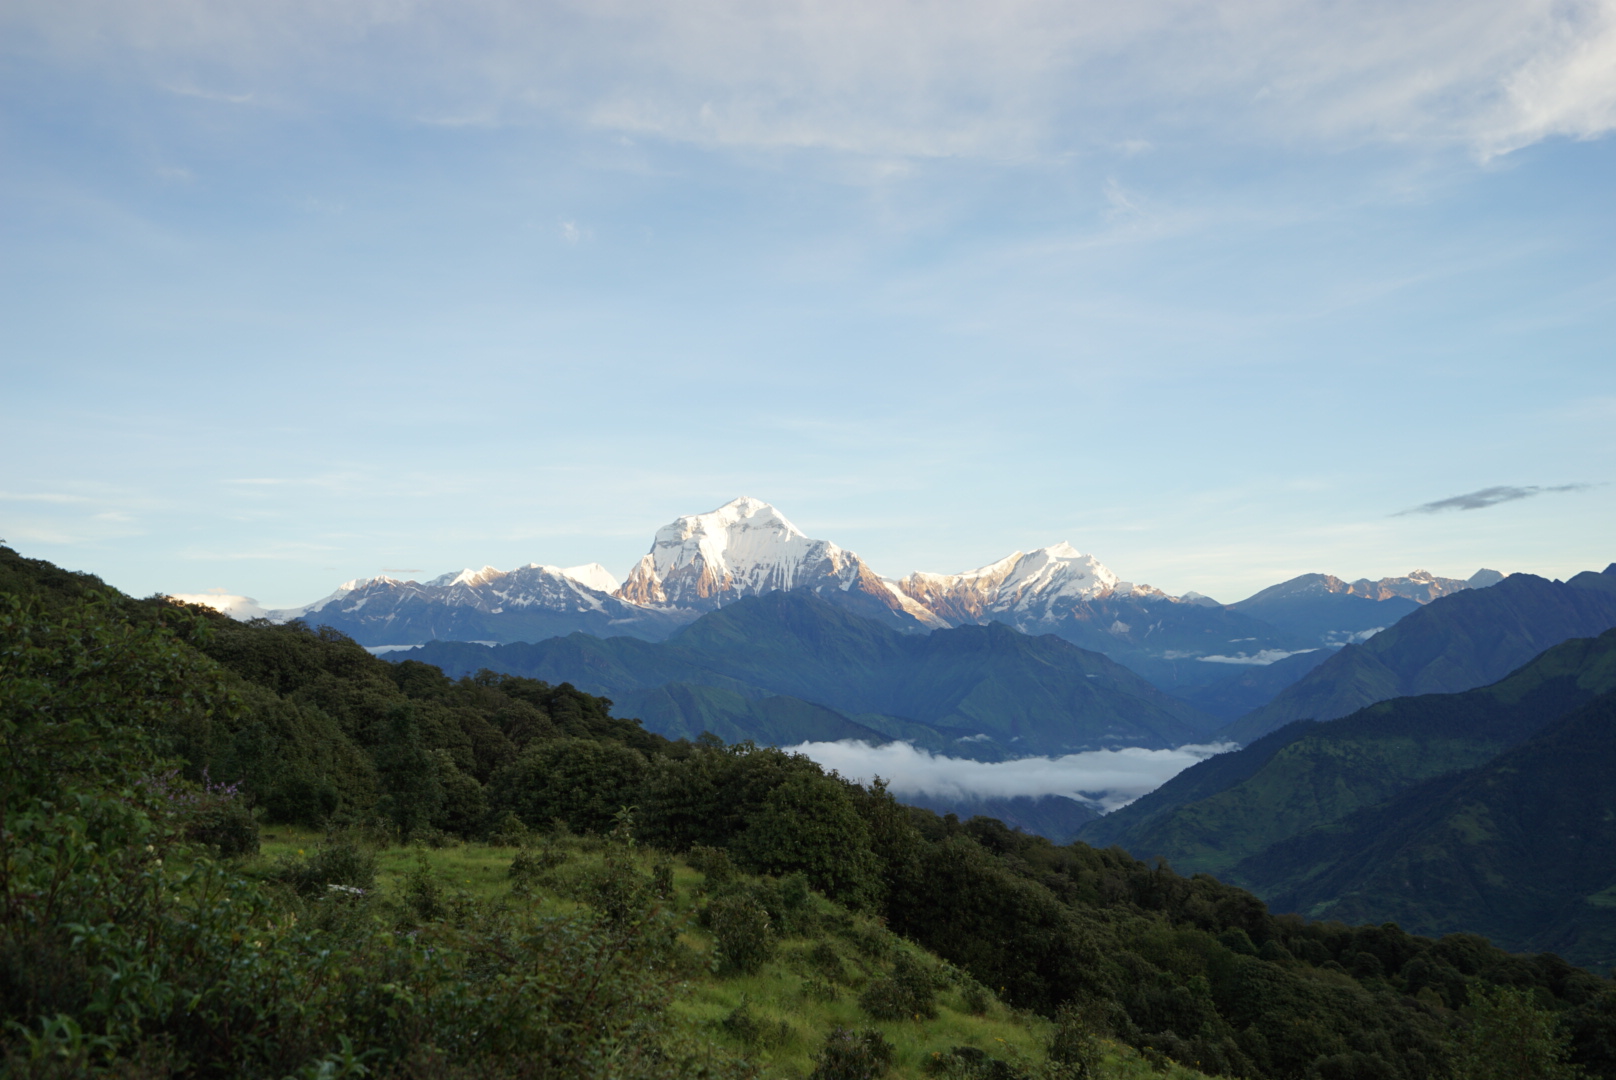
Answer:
[{"xmin": 2, "ymin": 543, "xmax": 1610, "ymax": 1078}]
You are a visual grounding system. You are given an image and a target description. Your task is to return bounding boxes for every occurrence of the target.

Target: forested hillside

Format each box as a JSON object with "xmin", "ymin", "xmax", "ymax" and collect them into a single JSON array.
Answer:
[
  {"xmin": 1243, "ymin": 689, "xmax": 1616, "ymax": 967},
  {"xmin": 1078, "ymin": 628, "xmax": 1616, "ymax": 883},
  {"xmin": 403, "ymin": 591, "xmax": 1219, "ymax": 758},
  {"xmin": 2, "ymin": 543, "xmax": 1612, "ymax": 1079},
  {"xmin": 1221, "ymin": 567, "xmax": 1616, "ymax": 743}
]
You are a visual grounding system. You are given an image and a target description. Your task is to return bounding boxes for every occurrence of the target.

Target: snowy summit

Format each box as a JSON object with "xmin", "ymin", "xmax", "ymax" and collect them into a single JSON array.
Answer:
[{"xmin": 615, "ymin": 496, "xmax": 943, "ymax": 625}]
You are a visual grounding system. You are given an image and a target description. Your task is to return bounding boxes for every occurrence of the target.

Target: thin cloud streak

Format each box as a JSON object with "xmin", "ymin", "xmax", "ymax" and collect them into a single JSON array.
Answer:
[
  {"xmin": 8, "ymin": 0, "xmax": 1616, "ymax": 159},
  {"xmin": 1396, "ymin": 483, "xmax": 1592, "ymax": 515},
  {"xmin": 786, "ymin": 739, "xmax": 1235, "ymax": 813}
]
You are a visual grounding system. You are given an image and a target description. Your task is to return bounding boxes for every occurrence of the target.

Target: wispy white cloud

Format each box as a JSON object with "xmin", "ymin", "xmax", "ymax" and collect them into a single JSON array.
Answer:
[
  {"xmin": 787, "ymin": 739, "xmax": 1234, "ymax": 812},
  {"xmin": 1102, "ymin": 178, "xmax": 1143, "ymax": 221},
  {"xmin": 8, "ymin": 0, "xmax": 1614, "ymax": 160}
]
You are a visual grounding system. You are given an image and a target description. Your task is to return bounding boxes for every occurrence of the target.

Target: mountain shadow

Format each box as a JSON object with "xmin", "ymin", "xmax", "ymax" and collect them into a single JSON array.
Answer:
[
  {"xmin": 1220, "ymin": 565, "xmax": 1616, "ymax": 744},
  {"xmin": 1173, "ymin": 647, "xmax": 1339, "ymax": 721},
  {"xmin": 399, "ymin": 591, "xmax": 1219, "ymax": 758},
  {"xmin": 1077, "ymin": 626, "xmax": 1616, "ymax": 883},
  {"xmin": 1242, "ymin": 688, "xmax": 1616, "ymax": 971}
]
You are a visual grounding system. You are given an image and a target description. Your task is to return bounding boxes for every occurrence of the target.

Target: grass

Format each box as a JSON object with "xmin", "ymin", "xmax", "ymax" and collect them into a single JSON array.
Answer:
[{"xmin": 251, "ymin": 827, "xmax": 1219, "ymax": 1080}]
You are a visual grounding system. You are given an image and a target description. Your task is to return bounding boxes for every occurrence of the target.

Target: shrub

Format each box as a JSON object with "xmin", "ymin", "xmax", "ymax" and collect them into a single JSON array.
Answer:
[
  {"xmin": 689, "ymin": 844, "xmax": 737, "ymax": 892},
  {"xmin": 651, "ymin": 860, "xmax": 676, "ymax": 901},
  {"xmin": 1047, "ymin": 1002, "xmax": 1103, "ymax": 1078},
  {"xmin": 709, "ymin": 895, "xmax": 774, "ymax": 976},
  {"xmin": 588, "ymin": 858, "xmax": 653, "ymax": 928},
  {"xmin": 275, "ymin": 836, "xmax": 377, "ymax": 898},
  {"xmin": 811, "ymin": 1027, "xmax": 894, "ymax": 1080},
  {"xmin": 143, "ymin": 769, "xmax": 260, "ymax": 858},
  {"xmin": 860, "ymin": 952, "xmax": 938, "ymax": 1021},
  {"xmin": 401, "ymin": 854, "xmax": 449, "ymax": 922},
  {"xmin": 807, "ymin": 940, "xmax": 848, "ymax": 983},
  {"xmin": 923, "ymin": 1046, "xmax": 1024, "ymax": 1080},
  {"xmin": 488, "ymin": 810, "xmax": 533, "ymax": 846},
  {"xmin": 186, "ymin": 797, "xmax": 259, "ymax": 858},
  {"xmin": 720, "ymin": 997, "xmax": 793, "ymax": 1049},
  {"xmin": 509, "ymin": 844, "xmax": 569, "ymax": 895}
]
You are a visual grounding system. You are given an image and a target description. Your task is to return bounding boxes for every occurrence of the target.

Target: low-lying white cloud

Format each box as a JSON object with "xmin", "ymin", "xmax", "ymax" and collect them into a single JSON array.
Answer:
[
  {"xmin": 167, "ymin": 592, "xmax": 268, "ymax": 619},
  {"xmin": 786, "ymin": 740, "xmax": 1235, "ymax": 813},
  {"xmin": 1199, "ymin": 648, "xmax": 1317, "ymax": 666}
]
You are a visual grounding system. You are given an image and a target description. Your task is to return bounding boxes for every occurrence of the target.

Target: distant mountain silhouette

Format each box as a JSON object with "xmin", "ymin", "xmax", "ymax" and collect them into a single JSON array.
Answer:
[
  {"xmin": 400, "ymin": 591, "xmax": 1219, "ymax": 759},
  {"xmin": 1219, "ymin": 566, "xmax": 1616, "ymax": 744},
  {"xmin": 1079, "ymin": 626, "xmax": 1616, "ymax": 878},
  {"xmin": 1245, "ymin": 687, "xmax": 1616, "ymax": 971}
]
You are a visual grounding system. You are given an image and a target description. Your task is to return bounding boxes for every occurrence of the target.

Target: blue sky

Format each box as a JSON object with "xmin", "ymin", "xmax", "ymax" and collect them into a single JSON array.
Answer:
[{"xmin": 3, "ymin": 0, "xmax": 1614, "ymax": 608}]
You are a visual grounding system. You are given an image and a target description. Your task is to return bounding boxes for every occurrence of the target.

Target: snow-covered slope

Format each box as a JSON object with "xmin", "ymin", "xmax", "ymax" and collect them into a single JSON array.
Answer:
[
  {"xmin": 895, "ymin": 542, "xmax": 1130, "ymax": 626},
  {"xmin": 890, "ymin": 543, "xmax": 1302, "ymax": 687},
  {"xmin": 213, "ymin": 498, "xmax": 1503, "ymax": 686},
  {"xmin": 616, "ymin": 497, "xmax": 946, "ymax": 629},
  {"xmin": 259, "ymin": 564, "xmax": 681, "ymax": 647}
]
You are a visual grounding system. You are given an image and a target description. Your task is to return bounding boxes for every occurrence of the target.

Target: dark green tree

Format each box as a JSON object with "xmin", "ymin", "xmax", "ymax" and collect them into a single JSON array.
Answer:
[
  {"xmin": 487, "ymin": 736, "xmax": 648, "ymax": 834},
  {"xmin": 733, "ymin": 771, "xmax": 884, "ymax": 909},
  {"xmin": 372, "ymin": 705, "xmax": 444, "ymax": 840},
  {"xmin": 1453, "ymin": 984, "xmax": 1581, "ymax": 1080}
]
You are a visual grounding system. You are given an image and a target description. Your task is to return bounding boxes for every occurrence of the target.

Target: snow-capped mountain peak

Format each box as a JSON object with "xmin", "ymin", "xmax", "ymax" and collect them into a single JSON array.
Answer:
[
  {"xmin": 430, "ymin": 566, "xmax": 503, "ymax": 589},
  {"xmin": 648, "ymin": 496, "xmax": 815, "ymax": 580},
  {"xmin": 614, "ymin": 497, "xmax": 944, "ymax": 627},
  {"xmin": 561, "ymin": 563, "xmax": 620, "ymax": 594},
  {"xmin": 895, "ymin": 542, "xmax": 1123, "ymax": 623},
  {"xmin": 617, "ymin": 497, "xmax": 841, "ymax": 605},
  {"xmin": 995, "ymin": 543, "xmax": 1120, "ymax": 606}
]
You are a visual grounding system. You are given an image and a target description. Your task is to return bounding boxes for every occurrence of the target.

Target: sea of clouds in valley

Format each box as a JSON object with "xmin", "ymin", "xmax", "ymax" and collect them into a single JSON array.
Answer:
[{"xmin": 787, "ymin": 740, "xmax": 1236, "ymax": 813}]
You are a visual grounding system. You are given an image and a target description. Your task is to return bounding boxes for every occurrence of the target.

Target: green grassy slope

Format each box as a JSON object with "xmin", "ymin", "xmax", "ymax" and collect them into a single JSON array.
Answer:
[
  {"xmin": 251, "ymin": 828, "xmax": 1211, "ymax": 1080},
  {"xmin": 1077, "ymin": 629, "xmax": 1616, "ymax": 878},
  {"xmin": 1220, "ymin": 568, "xmax": 1616, "ymax": 744}
]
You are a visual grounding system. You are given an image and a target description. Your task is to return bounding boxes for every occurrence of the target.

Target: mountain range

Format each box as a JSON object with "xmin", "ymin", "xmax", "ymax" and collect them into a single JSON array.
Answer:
[
  {"xmin": 398, "ymin": 590, "xmax": 1221, "ymax": 760},
  {"xmin": 1221, "ymin": 567, "xmax": 1616, "ymax": 743},
  {"xmin": 40, "ymin": 521, "xmax": 1616, "ymax": 968},
  {"xmin": 206, "ymin": 496, "xmax": 1500, "ymax": 698}
]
